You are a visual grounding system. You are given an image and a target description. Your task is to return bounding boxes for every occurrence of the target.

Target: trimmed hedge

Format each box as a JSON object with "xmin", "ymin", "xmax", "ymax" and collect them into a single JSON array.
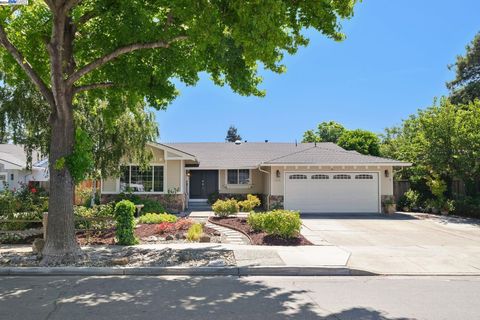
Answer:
[
  {"xmin": 247, "ymin": 210, "xmax": 301, "ymax": 239},
  {"xmin": 138, "ymin": 213, "xmax": 178, "ymax": 224},
  {"xmin": 114, "ymin": 200, "xmax": 138, "ymax": 245},
  {"xmin": 212, "ymin": 199, "xmax": 239, "ymax": 217}
]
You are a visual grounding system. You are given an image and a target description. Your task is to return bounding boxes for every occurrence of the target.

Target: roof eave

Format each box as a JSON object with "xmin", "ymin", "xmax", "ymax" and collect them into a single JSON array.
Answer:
[{"xmin": 260, "ymin": 162, "xmax": 412, "ymax": 167}]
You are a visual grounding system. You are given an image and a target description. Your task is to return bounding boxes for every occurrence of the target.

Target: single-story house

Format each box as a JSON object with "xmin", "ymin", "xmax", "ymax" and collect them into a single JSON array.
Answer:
[
  {"xmin": 0, "ymin": 144, "xmax": 49, "ymax": 191},
  {"xmin": 100, "ymin": 141, "xmax": 411, "ymax": 213}
]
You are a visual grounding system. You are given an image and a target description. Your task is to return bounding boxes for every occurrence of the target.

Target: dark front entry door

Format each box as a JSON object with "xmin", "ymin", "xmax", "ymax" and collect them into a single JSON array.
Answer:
[{"xmin": 189, "ymin": 170, "xmax": 218, "ymax": 199}]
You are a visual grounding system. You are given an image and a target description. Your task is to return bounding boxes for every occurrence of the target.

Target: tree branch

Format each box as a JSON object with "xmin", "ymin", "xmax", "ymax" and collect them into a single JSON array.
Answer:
[
  {"xmin": 0, "ymin": 24, "xmax": 55, "ymax": 107},
  {"xmin": 67, "ymin": 35, "xmax": 187, "ymax": 86},
  {"xmin": 75, "ymin": 9, "xmax": 97, "ymax": 27},
  {"xmin": 73, "ymin": 82, "xmax": 114, "ymax": 94}
]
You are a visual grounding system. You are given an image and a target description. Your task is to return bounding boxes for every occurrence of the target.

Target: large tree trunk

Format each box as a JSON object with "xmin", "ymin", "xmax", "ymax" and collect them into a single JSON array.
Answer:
[{"xmin": 41, "ymin": 100, "xmax": 82, "ymax": 265}]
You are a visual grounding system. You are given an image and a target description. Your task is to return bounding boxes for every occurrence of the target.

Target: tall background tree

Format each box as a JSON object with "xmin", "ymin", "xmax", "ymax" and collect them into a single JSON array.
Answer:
[
  {"xmin": 225, "ymin": 125, "xmax": 242, "ymax": 142},
  {"xmin": 337, "ymin": 129, "xmax": 381, "ymax": 156},
  {"xmin": 302, "ymin": 121, "xmax": 345, "ymax": 143},
  {"xmin": 0, "ymin": 0, "xmax": 357, "ymax": 263},
  {"xmin": 447, "ymin": 32, "xmax": 480, "ymax": 104},
  {"xmin": 302, "ymin": 121, "xmax": 380, "ymax": 156}
]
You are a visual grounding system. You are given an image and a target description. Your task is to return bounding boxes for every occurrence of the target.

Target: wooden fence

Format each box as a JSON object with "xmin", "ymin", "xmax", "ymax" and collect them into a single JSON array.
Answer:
[{"xmin": 394, "ymin": 179, "xmax": 467, "ymax": 201}]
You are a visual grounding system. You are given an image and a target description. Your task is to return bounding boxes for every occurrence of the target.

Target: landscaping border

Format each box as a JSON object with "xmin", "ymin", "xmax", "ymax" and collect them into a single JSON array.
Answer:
[{"xmin": 207, "ymin": 216, "xmax": 253, "ymax": 243}]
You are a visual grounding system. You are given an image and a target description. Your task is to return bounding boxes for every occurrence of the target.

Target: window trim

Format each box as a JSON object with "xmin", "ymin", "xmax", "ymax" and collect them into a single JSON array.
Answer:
[
  {"xmin": 225, "ymin": 169, "xmax": 252, "ymax": 186},
  {"xmin": 116, "ymin": 164, "xmax": 166, "ymax": 194}
]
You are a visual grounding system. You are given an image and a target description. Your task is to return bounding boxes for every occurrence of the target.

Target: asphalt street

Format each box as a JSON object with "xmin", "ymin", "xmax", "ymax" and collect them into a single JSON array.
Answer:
[{"xmin": 0, "ymin": 275, "xmax": 478, "ymax": 319}]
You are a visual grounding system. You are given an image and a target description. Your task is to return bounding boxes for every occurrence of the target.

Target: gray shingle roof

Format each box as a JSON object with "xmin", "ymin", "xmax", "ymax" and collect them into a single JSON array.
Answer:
[
  {"xmin": 164, "ymin": 142, "xmax": 409, "ymax": 168},
  {"xmin": 263, "ymin": 145, "xmax": 409, "ymax": 165}
]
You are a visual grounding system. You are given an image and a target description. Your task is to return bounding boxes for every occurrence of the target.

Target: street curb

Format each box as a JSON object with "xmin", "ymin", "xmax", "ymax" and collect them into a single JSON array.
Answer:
[{"xmin": 0, "ymin": 266, "xmax": 377, "ymax": 277}]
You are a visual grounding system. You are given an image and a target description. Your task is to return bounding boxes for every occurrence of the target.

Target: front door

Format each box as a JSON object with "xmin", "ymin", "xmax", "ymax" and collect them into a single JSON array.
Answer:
[{"xmin": 189, "ymin": 170, "xmax": 218, "ymax": 199}]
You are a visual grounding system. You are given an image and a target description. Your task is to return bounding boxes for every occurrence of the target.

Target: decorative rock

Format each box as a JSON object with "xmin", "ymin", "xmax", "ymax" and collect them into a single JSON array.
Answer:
[
  {"xmin": 213, "ymin": 231, "xmax": 221, "ymax": 236},
  {"xmin": 207, "ymin": 259, "xmax": 225, "ymax": 267},
  {"xmin": 165, "ymin": 235, "xmax": 174, "ymax": 241},
  {"xmin": 174, "ymin": 233, "xmax": 182, "ymax": 240},
  {"xmin": 32, "ymin": 238, "xmax": 45, "ymax": 255},
  {"xmin": 111, "ymin": 257, "xmax": 129, "ymax": 266},
  {"xmin": 199, "ymin": 235, "xmax": 211, "ymax": 243}
]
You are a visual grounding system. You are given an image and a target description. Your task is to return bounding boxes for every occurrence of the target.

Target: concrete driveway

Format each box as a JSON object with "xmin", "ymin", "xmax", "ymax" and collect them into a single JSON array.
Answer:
[{"xmin": 301, "ymin": 212, "xmax": 480, "ymax": 274}]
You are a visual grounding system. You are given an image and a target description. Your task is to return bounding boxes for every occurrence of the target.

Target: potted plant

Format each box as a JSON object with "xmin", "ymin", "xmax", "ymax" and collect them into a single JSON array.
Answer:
[{"xmin": 383, "ymin": 198, "xmax": 396, "ymax": 214}]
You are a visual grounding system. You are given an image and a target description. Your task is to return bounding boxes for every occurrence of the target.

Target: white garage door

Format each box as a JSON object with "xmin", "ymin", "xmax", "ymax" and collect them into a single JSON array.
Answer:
[{"xmin": 284, "ymin": 172, "xmax": 380, "ymax": 213}]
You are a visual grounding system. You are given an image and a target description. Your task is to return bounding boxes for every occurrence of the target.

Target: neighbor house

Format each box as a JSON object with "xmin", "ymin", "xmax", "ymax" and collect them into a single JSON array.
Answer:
[
  {"xmin": 100, "ymin": 141, "xmax": 411, "ymax": 213},
  {"xmin": 0, "ymin": 144, "xmax": 49, "ymax": 191}
]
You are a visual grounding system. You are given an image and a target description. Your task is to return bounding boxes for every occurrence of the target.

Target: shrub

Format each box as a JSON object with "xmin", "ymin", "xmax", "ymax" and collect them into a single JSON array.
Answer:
[
  {"xmin": 140, "ymin": 199, "xmax": 166, "ymax": 214},
  {"xmin": 253, "ymin": 210, "xmax": 302, "ymax": 239},
  {"xmin": 239, "ymin": 194, "xmax": 261, "ymax": 212},
  {"xmin": 114, "ymin": 200, "xmax": 138, "ymax": 245},
  {"xmin": 212, "ymin": 198, "xmax": 239, "ymax": 217},
  {"xmin": 74, "ymin": 203, "xmax": 115, "ymax": 229},
  {"xmin": 186, "ymin": 223, "xmax": 203, "ymax": 242},
  {"xmin": 154, "ymin": 222, "xmax": 175, "ymax": 234},
  {"xmin": 247, "ymin": 212, "xmax": 265, "ymax": 232},
  {"xmin": 138, "ymin": 213, "xmax": 178, "ymax": 224},
  {"xmin": 175, "ymin": 219, "xmax": 194, "ymax": 231},
  {"xmin": 452, "ymin": 196, "xmax": 480, "ymax": 218},
  {"xmin": 207, "ymin": 191, "xmax": 220, "ymax": 205},
  {"xmin": 174, "ymin": 218, "xmax": 194, "ymax": 231}
]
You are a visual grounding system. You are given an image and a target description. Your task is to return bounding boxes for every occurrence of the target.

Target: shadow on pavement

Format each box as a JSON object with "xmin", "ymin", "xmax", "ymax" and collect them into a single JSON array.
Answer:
[{"xmin": 0, "ymin": 276, "xmax": 414, "ymax": 320}]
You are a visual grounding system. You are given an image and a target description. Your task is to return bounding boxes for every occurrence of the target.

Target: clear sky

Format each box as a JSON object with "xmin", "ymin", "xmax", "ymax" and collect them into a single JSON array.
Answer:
[{"xmin": 156, "ymin": 1, "xmax": 480, "ymax": 143}]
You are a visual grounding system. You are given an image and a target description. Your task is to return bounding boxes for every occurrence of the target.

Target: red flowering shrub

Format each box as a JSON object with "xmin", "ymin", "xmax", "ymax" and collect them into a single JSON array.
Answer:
[{"xmin": 154, "ymin": 222, "xmax": 175, "ymax": 234}]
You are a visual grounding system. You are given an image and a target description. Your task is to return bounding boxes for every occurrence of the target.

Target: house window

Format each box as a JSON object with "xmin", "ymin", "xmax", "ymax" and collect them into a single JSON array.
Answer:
[
  {"xmin": 227, "ymin": 169, "xmax": 250, "ymax": 184},
  {"xmin": 355, "ymin": 174, "xmax": 373, "ymax": 180},
  {"xmin": 333, "ymin": 174, "xmax": 351, "ymax": 180},
  {"xmin": 120, "ymin": 165, "xmax": 164, "ymax": 192},
  {"xmin": 289, "ymin": 174, "xmax": 307, "ymax": 180},
  {"xmin": 311, "ymin": 174, "xmax": 329, "ymax": 180}
]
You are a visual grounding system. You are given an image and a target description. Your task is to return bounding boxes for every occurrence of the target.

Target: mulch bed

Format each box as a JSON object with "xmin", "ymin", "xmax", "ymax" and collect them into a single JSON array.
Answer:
[
  {"xmin": 76, "ymin": 224, "xmax": 220, "ymax": 246},
  {"xmin": 209, "ymin": 217, "xmax": 312, "ymax": 246}
]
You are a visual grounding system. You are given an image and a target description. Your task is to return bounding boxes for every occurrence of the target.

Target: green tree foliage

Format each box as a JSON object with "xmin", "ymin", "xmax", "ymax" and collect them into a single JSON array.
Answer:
[
  {"xmin": 302, "ymin": 121, "xmax": 345, "ymax": 143},
  {"xmin": 225, "ymin": 125, "xmax": 242, "ymax": 142},
  {"xmin": 447, "ymin": 32, "xmax": 480, "ymax": 104},
  {"xmin": 337, "ymin": 129, "xmax": 381, "ymax": 156},
  {"xmin": 0, "ymin": 0, "xmax": 358, "ymax": 262},
  {"xmin": 381, "ymin": 98, "xmax": 480, "ymax": 198}
]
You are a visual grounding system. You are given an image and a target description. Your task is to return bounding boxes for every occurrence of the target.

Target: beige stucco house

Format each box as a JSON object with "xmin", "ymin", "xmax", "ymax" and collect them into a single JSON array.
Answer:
[{"xmin": 101, "ymin": 141, "xmax": 410, "ymax": 213}]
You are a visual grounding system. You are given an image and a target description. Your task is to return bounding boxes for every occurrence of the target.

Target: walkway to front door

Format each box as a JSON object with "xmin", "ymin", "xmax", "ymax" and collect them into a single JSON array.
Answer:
[{"xmin": 189, "ymin": 170, "xmax": 218, "ymax": 199}]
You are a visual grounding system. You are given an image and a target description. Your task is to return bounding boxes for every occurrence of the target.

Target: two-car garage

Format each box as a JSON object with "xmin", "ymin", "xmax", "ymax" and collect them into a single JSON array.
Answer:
[{"xmin": 284, "ymin": 172, "xmax": 380, "ymax": 213}]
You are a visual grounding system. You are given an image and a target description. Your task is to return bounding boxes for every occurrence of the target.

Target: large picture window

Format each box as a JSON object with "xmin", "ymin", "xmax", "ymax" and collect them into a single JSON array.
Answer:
[
  {"xmin": 227, "ymin": 169, "xmax": 250, "ymax": 185},
  {"xmin": 120, "ymin": 165, "xmax": 164, "ymax": 192}
]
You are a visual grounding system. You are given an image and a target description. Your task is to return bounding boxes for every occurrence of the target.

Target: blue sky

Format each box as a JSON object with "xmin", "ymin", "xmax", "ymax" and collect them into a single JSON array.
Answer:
[{"xmin": 156, "ymin": 1, "xmax": 480, "ymax": 143}]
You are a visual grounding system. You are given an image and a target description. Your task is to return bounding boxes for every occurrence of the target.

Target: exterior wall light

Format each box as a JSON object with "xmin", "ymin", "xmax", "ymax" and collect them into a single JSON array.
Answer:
[
  {"xmin": 384, "ymin": 169, "xmax": 389, "ymax": 178},
  {"xmin": 276, "ymin": 170, "xmax": 281, "ymax": 178}
]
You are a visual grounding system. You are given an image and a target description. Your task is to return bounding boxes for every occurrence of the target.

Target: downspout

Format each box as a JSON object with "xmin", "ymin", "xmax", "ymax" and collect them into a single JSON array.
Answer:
[{"xmin": 258, "ymin": 163, "xmax": 271, "ymax": 210}]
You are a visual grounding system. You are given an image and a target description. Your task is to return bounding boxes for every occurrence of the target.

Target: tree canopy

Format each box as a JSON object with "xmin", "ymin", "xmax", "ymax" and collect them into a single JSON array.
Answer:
[
  {"xmin": 337, "ymin": 129, "xmax": 381, "ymax": 156},
  {"xmin": 381, "ymin": 98, "xmax": 480, "ymax": 198},
  {"xmin": 447, "ymin": 32, "xmax": 480, "ymax": 104},
  {"xmin": 302, "ymin": 121, "xmax": 345, "ymax": 143},
  {"xmin": 225, "ymin": 125, "xmax": 242, "ymax": 142},
  {"xmin": 0, "ymin": 0, "xmax": 358, "ymax": 263}
]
